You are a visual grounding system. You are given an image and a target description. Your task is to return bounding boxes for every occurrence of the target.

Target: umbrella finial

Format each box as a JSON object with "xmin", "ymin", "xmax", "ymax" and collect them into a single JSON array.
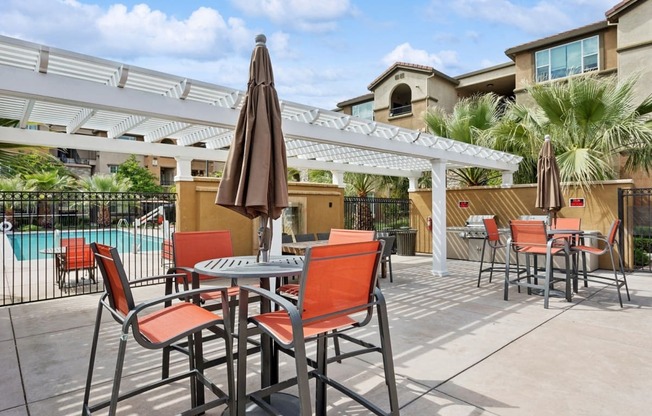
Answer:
[
  {"xmin": 255, "ymin": 34, "xmax": 266, "ymax": 46},
  {"xmin": 544, "ymin": 134, "xmax": 551, "ymax": 141}
]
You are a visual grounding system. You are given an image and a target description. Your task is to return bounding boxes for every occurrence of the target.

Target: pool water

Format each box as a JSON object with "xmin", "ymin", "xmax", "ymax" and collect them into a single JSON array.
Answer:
[{"xmin": 7, "ymin": 229, "xmax": 162, "ymax": 261}]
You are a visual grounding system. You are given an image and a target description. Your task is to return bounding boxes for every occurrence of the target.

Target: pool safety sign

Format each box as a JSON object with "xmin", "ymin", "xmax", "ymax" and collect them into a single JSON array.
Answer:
[
  {"xmin": 569, "ymin": 198, "xmax": 585, "ymax": 207},
  {"xmin": 458, "ymin": 201, "xmax": 470, "ymax": 208}
]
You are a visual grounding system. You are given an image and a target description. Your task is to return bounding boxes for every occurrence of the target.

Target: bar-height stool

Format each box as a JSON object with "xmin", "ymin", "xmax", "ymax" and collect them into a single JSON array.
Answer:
[
  {"xmin": 477, "ymin": 218, "xmax": 506, "ymax": 287},
  {"xmin": 572, "ymin": 219, "xmax": 631, "ymax": 307},
  {"xmin": 504, "ymin": 220, "xmax": 572, "ymax": 308}
]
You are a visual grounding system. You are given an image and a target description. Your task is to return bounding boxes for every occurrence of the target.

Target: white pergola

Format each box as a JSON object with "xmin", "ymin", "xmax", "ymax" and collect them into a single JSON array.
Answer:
[{"xmin": 0, "ymin": 35, "xmax": 522, "ymax": 276}]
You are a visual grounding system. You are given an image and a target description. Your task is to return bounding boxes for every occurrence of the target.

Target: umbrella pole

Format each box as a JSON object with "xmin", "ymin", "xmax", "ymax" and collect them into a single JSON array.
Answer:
[{"xmin": 258, "ymin": 216, "xmax": 271, "ymax": 263}]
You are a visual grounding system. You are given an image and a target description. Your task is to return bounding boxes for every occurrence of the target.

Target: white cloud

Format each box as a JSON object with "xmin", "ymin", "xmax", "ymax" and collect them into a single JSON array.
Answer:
[
  {"xmin": 230, "ymin": 0, "xmax": 354, "ymax": 32},
  {"xmin": 382, "ymin": 43, "xmax": 459, "ymax": 72},
  {"xmin": 451, "ymin": 0, "xmax": 573, "ymax": 34}
]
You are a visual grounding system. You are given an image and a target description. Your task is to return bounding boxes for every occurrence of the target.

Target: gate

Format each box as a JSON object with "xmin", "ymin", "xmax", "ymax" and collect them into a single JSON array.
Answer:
[
  {"xmin": 619, "ymin": 187, "xmax": 652, "ymax": 272},
  {"xmin": 343, "ymin": 197, "xmax": 410, "ymax": 231},
  {"xmin": 1, "ymin": 191, "xmax": 176, "ymax": 306}
]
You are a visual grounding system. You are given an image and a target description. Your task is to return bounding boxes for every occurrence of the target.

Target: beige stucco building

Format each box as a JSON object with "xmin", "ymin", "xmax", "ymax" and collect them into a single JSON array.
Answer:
[{"xmin": 338, "ymin": 0, "xmax": 652, "ymax": 166}]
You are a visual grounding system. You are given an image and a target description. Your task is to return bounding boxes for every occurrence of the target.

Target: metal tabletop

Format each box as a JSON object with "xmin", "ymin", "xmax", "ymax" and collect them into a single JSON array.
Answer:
[{"xmin": 194, "ymin": 255, "xmax": 304, "ymax": 279}]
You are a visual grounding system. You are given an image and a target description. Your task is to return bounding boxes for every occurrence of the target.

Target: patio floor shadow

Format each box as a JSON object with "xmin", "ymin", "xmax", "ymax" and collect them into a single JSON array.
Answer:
[{"xmin": 2, "ymin": 255, "xmax": 651, "ymax": 415}]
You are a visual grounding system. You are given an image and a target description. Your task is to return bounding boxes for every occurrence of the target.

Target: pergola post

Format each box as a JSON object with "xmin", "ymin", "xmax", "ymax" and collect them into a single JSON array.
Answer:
[
  {"xmin": 174, "ymin": 156, "xmax": 194, "ymax": 182},
  {"xmin": 431, "ymin": 159, "xmax": 449, "ymax": 276},
  {"xmin": 501, "ymin": 171, "xmax": 515, "ymax": 188},
  {"xmin": 331, "ymin": 171, "xmax": 345, "ymax": 188}
]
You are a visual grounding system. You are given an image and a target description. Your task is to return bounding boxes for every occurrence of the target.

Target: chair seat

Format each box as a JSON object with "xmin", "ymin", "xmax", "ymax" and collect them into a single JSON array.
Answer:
[
  {"xmin": 277, "ymin": 283, "xmax": 299, "ymax": 300},
  {"xmin": 253, "ymin": 310, "xmax": 356, "ymax": 345},
  {"xmin": 517, "ymin": 246, "xmax": 565, "ymax": 256},
  {"xmin": 138, "ymin": 302, "xmax": 224, "ymax": 344},
  {"xmin": 572, "ymin": 244, "xmax": 607, "ymax": 256}
]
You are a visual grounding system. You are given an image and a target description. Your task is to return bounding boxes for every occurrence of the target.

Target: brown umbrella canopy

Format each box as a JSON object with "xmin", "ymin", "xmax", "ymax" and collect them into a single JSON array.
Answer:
[
  {"xmin": 535, "ymin": 135, "xmax": 564, "ymax": 215},
  {"xmin": 216, "ymin": 34, "xmax": 288, "ymax": 222}
]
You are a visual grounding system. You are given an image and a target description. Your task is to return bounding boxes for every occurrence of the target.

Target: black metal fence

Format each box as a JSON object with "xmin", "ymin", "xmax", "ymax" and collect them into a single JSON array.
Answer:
[
  {"xmin": 344, "ymin": 197, "xmax": 410, "ymax": 231},
  {"xmin": 1, "ymin": 191, "xmax": 176, "ymax": 306},
  {"xmin": 619, "ymin": 187, "xmax": 652, "ymax": 272}
]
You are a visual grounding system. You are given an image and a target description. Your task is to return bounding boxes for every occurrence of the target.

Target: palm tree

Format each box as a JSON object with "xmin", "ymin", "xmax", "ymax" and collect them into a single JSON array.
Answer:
[
  {"xmin": 424, "ymin": 93, "xmax": 504, "ymax": 187},
  {"xmin": 24, "ymin": 171, "xmax": 76, "ymax": 228},
  {"xmin": 345, "ymin": 173, "xmax": 378, "ymax": 230},
  {"xmin": 490, "ymin": 74, "xmax": 652, "ymax": 188},
  {"xmin": 0, "ymin": 176, "xmax": 35, "ymax": 228},
  {"xmin": 78, "ymin": 174, "xmax": 132, "ymax": 227}
]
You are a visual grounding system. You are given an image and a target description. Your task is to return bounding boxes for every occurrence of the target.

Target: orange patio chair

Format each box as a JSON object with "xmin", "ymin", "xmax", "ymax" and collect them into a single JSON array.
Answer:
[
  {"xmin": 278, "ymin": 228, "xmax": 376, "ymax": 298},
  {"xmin": 504, "ymin": 220, "xmax": 572, "ymax": 308},
  {"xmin": 572, "ymin": 219, "xmax": 631, "ymax": 307},
  {"xmin": 550, "ymin": 217, "xmax": 582, "ymax": 291},
  {"xmin": 162, "ymin": 230, "xmax": 248, "ymax": 377},
  {"xmin": 236, "ymin": 240, "xmax": 399, "ymax": 415},
  {"xmin": 477, "ymin": 217, "xmax": 507, "ymax": 287},
  {"xmin": 57, "ymin": 237, "xmax": 95, "ymax": 290},
  {"xmin": 83, "ymin": 243, "xmax": 234, "ymax": 416}
]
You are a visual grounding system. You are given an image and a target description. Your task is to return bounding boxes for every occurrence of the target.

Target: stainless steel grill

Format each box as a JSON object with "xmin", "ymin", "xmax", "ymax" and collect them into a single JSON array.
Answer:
[
  {"xmin": 446, "ymin": 215, "xmax": 509, "ymax": 262},
  {"xmin": 517, "ymin": 214, "xmax": 550, "ymax": 225}
]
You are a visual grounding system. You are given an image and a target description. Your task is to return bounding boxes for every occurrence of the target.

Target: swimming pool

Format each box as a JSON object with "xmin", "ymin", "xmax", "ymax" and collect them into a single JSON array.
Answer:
[{"xmin": 7, "ymin": 229, "xmax": 163, "ymax": 261}]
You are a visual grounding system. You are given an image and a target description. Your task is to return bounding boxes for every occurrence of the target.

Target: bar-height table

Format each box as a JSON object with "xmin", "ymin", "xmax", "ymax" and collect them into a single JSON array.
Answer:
[{"xmin": 194, "ymin": 255, "xmax": 304, "ymax": 415}]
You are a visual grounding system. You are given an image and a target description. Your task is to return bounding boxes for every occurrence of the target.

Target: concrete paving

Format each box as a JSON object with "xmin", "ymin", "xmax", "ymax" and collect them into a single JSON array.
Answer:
[{"xmin": 1, "ymin": 255, "xmax": 650, "ymax": 415}]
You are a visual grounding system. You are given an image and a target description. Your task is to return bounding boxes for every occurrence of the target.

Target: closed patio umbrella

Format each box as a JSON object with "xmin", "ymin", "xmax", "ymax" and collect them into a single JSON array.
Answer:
[
  {"xmin": 535, "ymin": 135, "xmax": 563, "ymax": 223},
  {"xmin": 216, "ymin": 34, "xmax": 288, "ymax": 261}
]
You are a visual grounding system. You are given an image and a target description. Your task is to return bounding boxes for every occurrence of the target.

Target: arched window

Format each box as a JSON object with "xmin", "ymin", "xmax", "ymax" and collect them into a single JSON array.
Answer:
[{"xmin": 390, "ymin": 84, "xmax": 412, "ymax": 116}]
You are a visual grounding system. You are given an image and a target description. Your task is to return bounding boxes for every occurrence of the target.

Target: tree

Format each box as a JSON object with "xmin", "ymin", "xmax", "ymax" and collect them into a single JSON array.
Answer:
[
  {"xmin": 490, "ymin": 74, "xmax": 652, "ymax": 188},
  {"xmin": 116, "ymin": 155, "xmax": 163, "ymax": 193},
  {"xmin": 425, "ymin": 93, "xmax": 504, "ymax": 187},
  {"xmin": 23, "ymin": 171, "xmax": 76, "ymax": 228},
  {"xmin": 78, "ymin": 174, "xmax": 132, "ymax": 227},
  {"xmin": 344, "ymin": 173, "xmax": 378, "ymax": 230}
]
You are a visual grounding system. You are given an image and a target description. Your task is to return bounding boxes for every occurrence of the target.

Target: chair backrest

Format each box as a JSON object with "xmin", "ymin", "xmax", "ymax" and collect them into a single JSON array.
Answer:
[
  {"xmin": 316, "ymin": 232, "xmax": 330, "ymax": 241},
  {"xmin": 606, "ymin": 219, "xmax": 621, "ymax": 245},
  {"xmin": 173, "ymin": 230, "xmax": 233, "ymax": 280},
  {"xmin": 509, "ymin": 220, "xmax": 548, "ymax": 249},
  {"xmin": 378, "ymin": 236, "xmax": 395, "ymax": 259},
  {"xmin": 61, "ymin": 237, "xmax": 86, "ymax": 249},
  {"xmin": 483, "ymin": 218, "xmax": 501, "ymax": 242},
  {"xmin": 298, "ymin": 240, "xmax": 382, "ymax": 321},
  {"xmin": 551, "ymin": 217, "xmax": 582, "ymax": 244},
  {"xmin": 328, "ymin": 229, "xmax": 375, "ymax": 245},
  {"xmin": 295, "ymin": 233, "xmax": 316, "ymax": 242},
  {"xmin": 91, "ymin": 243, "xmax": 135, "ymax": 319},
  {"xmin": 282, "ymin": 234, "xmax": 293, "ymax": 243}
]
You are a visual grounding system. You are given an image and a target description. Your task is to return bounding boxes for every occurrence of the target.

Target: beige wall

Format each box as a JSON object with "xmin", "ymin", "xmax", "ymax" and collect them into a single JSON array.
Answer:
[
  {"xmin": 410, "ymin": 180, "xmax": 635, "ymax": 268},
  {"xmin": 616, "ymin": 0, "xmax": 652, "ymax": 105},
  {"xmin": 175, "ymin": 178, "xmax": 344, "ymax": 256}
]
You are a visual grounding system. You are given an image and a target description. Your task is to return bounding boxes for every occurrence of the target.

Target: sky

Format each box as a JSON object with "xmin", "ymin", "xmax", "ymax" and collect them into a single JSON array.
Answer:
[{"xmin": 2, "ymin": 0, "xmax": 620, "ymax": 110}]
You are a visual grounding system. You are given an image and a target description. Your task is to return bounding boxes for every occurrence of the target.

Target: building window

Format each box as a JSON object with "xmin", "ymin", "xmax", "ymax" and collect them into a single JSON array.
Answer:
[
  {"xmin": 352, "ymin": 101, "xmax": 373, "ymax": 120},
  {"xmin": 389, "ymin": 84, "xmax": 412, "ymax": 117},
  {"xmin": 535, "ymin": 35, "xmax": 599, "ymax": 82},
  {"xmin": 108, "ymin": 164, "xmax": 119, "ymax": 173}
]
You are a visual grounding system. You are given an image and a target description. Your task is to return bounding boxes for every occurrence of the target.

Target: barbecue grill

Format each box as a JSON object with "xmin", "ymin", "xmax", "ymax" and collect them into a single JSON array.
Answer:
[{"xmin": 446, "ymin": 215, "xmax": 508, "ymax": 262}]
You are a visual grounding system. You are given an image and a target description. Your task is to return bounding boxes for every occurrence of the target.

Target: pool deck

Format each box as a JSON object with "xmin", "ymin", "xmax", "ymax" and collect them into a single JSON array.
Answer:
[{"xmin": 1, "ymin": 254, "xmax": 651, "ymax": 415}]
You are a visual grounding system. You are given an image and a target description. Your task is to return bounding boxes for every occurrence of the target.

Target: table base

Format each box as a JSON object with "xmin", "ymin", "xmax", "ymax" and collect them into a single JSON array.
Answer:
[{"xmin": 223, "ymin": 393, "xmax": 300, "ymax": 415}]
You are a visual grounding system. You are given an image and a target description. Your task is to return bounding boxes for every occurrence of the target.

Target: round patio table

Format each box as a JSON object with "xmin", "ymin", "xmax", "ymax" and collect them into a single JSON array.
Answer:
[{"xmin": 194, "ymin": 255, "xmax": 304, "ymax": 415}]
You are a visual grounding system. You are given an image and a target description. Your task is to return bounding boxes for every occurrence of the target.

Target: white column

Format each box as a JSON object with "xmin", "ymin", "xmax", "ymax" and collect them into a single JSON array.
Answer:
[
  {"xmin": 331, "ymin": 171, "xmax": 345, "ymax": 188},
  {"xmin": 408, "ymin": 176, "xmax": 418, "ymax": 192},
  {"xmin": 174, "ymin": 156, "xmax": 194, "ymax": 182},
  {"xmin": 431, "ymin": 159, "xmax": 449, "ymax": 276},
  {"xmin": 501, "ymin": 171, "xmax": 514, "ymax": 188}
]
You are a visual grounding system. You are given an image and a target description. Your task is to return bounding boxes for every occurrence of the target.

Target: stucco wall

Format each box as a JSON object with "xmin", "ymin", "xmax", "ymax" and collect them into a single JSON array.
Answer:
[
  {"xmin": 175, "ymin": 178, "xmax": 344, "ymax": 256},
  {"xmin": 616, "ymin": 0, "xmax": 652, "ymax": 105},
  {"xmin": 410, "ymin": 180, "xmax": 635, "ymax": 269}
]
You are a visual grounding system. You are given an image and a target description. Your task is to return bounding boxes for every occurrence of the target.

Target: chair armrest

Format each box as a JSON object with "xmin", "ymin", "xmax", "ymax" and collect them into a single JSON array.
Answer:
[
  {"xmin": 127, "ymin": 273, "xmax": 188, "ymax": 287},
  {"xmin": 124, "ymin": 286, "xmax": 231, "ymax": 326},
  {"xmin": 239, "ymin": 285, "xmax": 299, "ymax": 314}
]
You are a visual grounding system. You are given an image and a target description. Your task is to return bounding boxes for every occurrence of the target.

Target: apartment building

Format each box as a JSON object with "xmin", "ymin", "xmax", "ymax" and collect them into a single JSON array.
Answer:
[{"xmin": 338, "ymin": 0, "xmax": 651, "ymax": 135}]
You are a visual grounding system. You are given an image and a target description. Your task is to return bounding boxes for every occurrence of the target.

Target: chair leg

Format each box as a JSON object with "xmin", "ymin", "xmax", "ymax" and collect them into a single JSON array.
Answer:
[
  {"xmin": 477, "ymin": 239, "xmax": 488, "ymax": 287},
  {"xmin": 293, "ymin": 335, "xmax": 314, "ymax": 415},
  {"xmin": 108, "ymin": 328, "xmax": 130, "ymax": 416},
  {"xmin": 376, "ymin": 296, "xmax": 400, "ymax": 415},
  {"xmin": 504, "ymin": 245, "xmax": 511, "ymax": 301},
  {"xmin": 236, "ymin": 293, "xmax": 251, "ymax": 415},
  {"xmin": 488, "ymin": 245, "xmax": 498, "ymax": 283},
  {"xmin": 316, "ymin": 335, "xmax": 328, "ymax": 416},
  {"xmin": 82, "ymin": 301, "xmax": 104, "ymax": 414},
  {"xmin": 543, "ymin": 254, "xmax": 552, "ymax": 309},
  {"xmin": 609, "ymin": 249, "xmax": 625, "ymax": 308},
  {"xmin": 388, "ymin": 258, "xmax": 393, "ymax": 283}
]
